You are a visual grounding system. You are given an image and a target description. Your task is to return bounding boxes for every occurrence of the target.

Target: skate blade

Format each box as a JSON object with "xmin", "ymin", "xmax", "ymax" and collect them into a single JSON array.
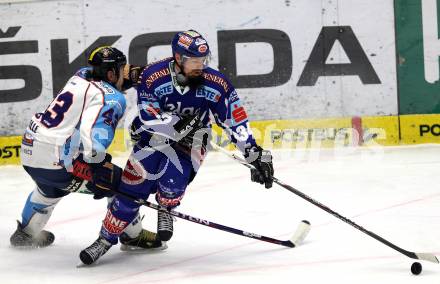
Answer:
[
  {"xmin": 76, "ymin": 261, "xmax": 92, "ymax": 268},
  {"xmin": 76, "ymin": 258, "xmax": 103, "ymax": 268},
  {"xmin": 120, "ymin": 241, "xmax": 168, "ymax": 253},
  {"xmin": 10, "ymin": 243, "xmax": 52, "ymax": 250}
]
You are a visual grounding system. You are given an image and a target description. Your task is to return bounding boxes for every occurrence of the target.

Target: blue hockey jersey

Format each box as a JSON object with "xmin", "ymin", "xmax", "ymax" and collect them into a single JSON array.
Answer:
[{"xmin": 134, "ymin": 58, "xmax": 257, "ymax": 153}]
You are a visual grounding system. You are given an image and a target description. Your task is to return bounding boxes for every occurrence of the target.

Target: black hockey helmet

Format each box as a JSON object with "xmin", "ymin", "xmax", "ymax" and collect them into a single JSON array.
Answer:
[{"xmin": 88, "ymin": 46, "xmax": 127, "ymax": 81}]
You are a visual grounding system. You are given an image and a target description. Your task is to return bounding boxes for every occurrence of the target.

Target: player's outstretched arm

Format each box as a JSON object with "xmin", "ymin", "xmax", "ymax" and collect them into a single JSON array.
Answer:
[{"xmin": 211, "ymin": 88, "xmax": 274, "ymax": 188}]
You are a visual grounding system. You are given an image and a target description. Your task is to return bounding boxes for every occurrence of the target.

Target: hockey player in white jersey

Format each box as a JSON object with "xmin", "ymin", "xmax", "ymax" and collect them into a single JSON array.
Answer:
[{"xmin": 10, "ymin": 46, "xmax": 162, "ymax": 251}]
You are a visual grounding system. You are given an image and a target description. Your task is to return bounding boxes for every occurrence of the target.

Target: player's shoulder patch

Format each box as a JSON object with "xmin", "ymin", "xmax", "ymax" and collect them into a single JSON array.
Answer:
[
  {"xmin": 202, "ymin": 68, "xmax": 231, "ymax": 93},
  {"xmin": 67, "ymin": 69, "xmax": 92, "ymax": 89},
  {"xmin": 75, "ymin": 67, "xmax": 92, "ymax": 80}
]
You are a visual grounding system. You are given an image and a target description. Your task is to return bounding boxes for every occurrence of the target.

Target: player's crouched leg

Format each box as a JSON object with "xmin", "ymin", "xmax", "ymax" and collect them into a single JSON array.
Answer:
[
  {"xmin": 117, "ymin": 156, "xmax": 167, "ymax": 251},
  {"xmin": 10, "ymin": 187, "xmax": 59, "ymax": 248},
  {"xmin": 80, "ymin": 195, "xmax": 165, "ymax": 265},
  {"xmin": 156, "ymin": 179, "xmax": 187, "ymax": 242},
  {"xmin": 80, "ymin": 196, "xmax": 138, "ymax": 265}
]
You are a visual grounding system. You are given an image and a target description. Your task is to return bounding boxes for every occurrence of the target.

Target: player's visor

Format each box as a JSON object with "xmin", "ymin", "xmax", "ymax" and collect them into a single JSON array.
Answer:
[{"xmin": 181, "ymin": 54, "xmax": 210, "ymax": 69}]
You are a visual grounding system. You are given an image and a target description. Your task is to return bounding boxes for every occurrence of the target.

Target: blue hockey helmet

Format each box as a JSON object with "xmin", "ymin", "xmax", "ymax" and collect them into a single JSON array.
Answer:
[{"xmin": 171, "ymin": 30, "xmax": 210, "ymax": 58}]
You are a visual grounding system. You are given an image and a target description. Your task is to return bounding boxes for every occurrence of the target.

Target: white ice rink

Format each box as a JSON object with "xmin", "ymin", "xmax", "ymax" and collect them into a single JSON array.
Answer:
[{"xmin": 1, "ymin": 145, "xmax": 440, "ymax": 284}]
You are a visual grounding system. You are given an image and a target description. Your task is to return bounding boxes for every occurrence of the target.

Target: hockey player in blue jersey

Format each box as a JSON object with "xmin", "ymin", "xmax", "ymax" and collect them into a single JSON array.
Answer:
[
  {"xmin": 10, "ymin": 46, "xmax": 161, "ymax": 251},
  {"xmin": 79, "ymin": 31, "xmax": 274, "ymax": 265}
]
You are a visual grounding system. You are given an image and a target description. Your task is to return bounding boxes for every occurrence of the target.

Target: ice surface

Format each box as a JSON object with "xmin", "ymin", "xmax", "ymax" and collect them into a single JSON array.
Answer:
[{"xmin": 1, "ymin": 145, "xmax": 439, "ymax": 283}]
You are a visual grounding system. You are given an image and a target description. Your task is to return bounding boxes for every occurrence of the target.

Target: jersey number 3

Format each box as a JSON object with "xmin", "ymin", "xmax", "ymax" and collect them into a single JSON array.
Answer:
[{"xmin": 41, "ymin": 92, "xmax": 74, "ymax": 128}]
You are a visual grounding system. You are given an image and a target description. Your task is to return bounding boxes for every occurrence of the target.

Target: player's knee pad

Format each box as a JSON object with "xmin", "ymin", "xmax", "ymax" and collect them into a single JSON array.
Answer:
[
  {"xmin": 155, "ymin": 179, "xmax": 186, "ymax": 208},
  {"xmin": 21, "ymin": 187, "xmax": 62, "ymax": 235},
  {"xmin": 121, "ymin": 157, "xmax": 148, "ymax": 187},
  {"xmin": 109, "ymin": 196, "xmax": 140, "ymax": 215}
]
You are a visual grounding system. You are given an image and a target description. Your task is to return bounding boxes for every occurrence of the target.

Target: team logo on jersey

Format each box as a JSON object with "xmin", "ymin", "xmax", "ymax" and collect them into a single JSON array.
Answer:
[
  {"xmin": 196, "ymin": 86, "xmax": 221, "ymax": 102},
  {"xmin": 195, "ymin": 38, "xmax": 207, "ymax": 46},
  {"xmin": 121, "ymin": 158, "xmax": 146, "ymax": 185},
  {"xmin": 22, "ymin": 132, "xmax": 34, "ymax": 147},
  {"xmin": 198, "ymin": 44, "xmax": 208, "ymax": 53},
  {"xmin": 178, "ymin": 34, "xmax": 193, "ymax": 49},
  {"xmin": 154, "ymin": 82, "xmax": 173, "ymax": 98},
  {"xmin": 144, "ymin": 101, "xmax": 161, "ymax": 117},
  {"xmin": 231, "ymin": 100, "xmax": 248, "ymax": 125}
]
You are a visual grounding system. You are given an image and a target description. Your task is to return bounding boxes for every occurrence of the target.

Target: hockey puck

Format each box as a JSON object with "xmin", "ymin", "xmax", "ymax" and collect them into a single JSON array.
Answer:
[{"xmin": 411, "ymin": 262, "xmax": 422, "ymax": 275}]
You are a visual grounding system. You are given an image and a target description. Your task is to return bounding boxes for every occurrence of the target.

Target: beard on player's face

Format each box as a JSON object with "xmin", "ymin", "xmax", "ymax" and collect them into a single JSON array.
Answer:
[
  {"xmin": 186, "ymin": 69, "xmax": 203, "ymax": 77},
  {"xmin": 186, "ymin": 70, "xmax": 204, "ymax": 87}
]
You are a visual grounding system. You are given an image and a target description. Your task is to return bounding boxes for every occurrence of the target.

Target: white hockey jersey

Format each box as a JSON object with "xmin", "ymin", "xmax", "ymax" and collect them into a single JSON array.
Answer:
[{"xmin": 21, "ymin": 68, "xmax": 126, "ymax": 170}]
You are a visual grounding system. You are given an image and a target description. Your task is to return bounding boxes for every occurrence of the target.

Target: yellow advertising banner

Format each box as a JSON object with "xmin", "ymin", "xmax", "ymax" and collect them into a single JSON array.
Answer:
[
  {"xmin": 0, "ymin": 136, "xmax": 22, "ymax": 166},
  {"xmin": 400, "ymin": 114, "xmax": 440, "ymax": 144},
  {"xmin": 1, "ymin": 115, "xmax": 436, "ymax": 166}
]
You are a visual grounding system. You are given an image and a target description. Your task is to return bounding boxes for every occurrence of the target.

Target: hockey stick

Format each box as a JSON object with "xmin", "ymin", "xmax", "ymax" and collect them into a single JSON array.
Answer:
[
  {"xmin": 77, "ymin": 185, "xmax": 310, "ymax": 248},
  {"xmin": 211, "ymin": 143, "xmax": 439, "ymax": 264},
  {"xmin": 112, "ymin": 189, "xmax": 310, "ymax": 248}
]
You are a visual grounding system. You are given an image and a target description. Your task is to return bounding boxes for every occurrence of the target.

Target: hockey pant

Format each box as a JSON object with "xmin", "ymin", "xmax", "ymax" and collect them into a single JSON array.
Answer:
[{"xmin": 19, "ymin": 166, "xmax": 142, "ymax": 238}]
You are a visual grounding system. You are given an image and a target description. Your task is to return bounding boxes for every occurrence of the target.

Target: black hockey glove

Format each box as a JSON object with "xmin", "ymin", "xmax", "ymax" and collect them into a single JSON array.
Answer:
[
  {"xmin": 72, "ymin": 153, "xmax": 122, "ymax": 199},
  {"xmin": 86, "ymin": 161, "xmax": 122, "ymax": 199},
  {"xmin": 245, "ymin": 146, "xmax": 274, "ymax": 189},
  {"xmin": 121, "ymin": 64, "xmax": 144, "ymax": 91},
  {"xmin": 173, "ymin": 112, "xmax": 202, "ymax": 134},
  {"xmin": 129, "ymin": 119, "xmax": 141, "ymax": 144}
]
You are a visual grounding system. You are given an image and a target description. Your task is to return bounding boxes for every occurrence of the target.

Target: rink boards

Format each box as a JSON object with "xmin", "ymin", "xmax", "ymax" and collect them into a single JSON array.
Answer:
[
  {"xmin": 2, "ymin": 114, "xmax": 440, "ymax": 165},
  {"xmin": 1, "ymin": 0, "xmax": 440, "ymax": 165}
]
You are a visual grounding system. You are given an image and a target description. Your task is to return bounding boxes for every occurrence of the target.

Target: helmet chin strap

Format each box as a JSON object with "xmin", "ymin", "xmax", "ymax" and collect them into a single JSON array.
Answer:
[
  {"xmin": 176, "ymin": 72, "xmax": 189, "ymax": 86},
  {"xmin": 174, "ymin": 58, "xmax": 189, "ymax": 86}
]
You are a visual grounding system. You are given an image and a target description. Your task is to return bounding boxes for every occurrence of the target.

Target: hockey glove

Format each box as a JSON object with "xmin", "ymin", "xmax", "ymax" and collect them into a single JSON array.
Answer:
[
  {"xmin": 121, "ymin": 64, "xmax": 144, "ymax": 91},
  {"xmin": 129, "ymin": 119, "xmax": 141, "ymax": 144},
  {"xmin": 245, "ymin": 146, "xmax": 274, "ymax": 189},
  {"xmin": 86, "ymin": 162, "xmax": 122, "ymax": 199},
  {"xmin": 173, "ymin": 112, "xmax": 202, "ymax": 134},
  {"xmin": 72, "ymin": 153, "xmax": 122, "ymax": 199},
  {"xmin": 173, "ymin": 112, "xmax": 206, "ymax": 149}
]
